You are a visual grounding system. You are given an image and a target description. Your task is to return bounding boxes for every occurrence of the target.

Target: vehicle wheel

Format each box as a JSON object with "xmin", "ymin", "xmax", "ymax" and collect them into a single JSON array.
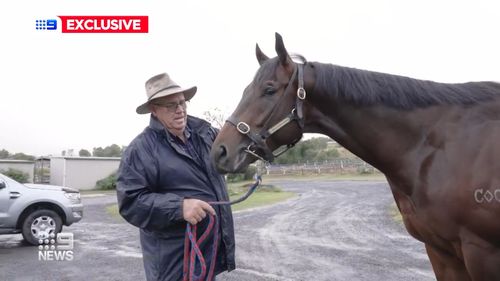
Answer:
[{"xmin": 21, "ymin": 209, "xmax": 62, "ymax": 245}]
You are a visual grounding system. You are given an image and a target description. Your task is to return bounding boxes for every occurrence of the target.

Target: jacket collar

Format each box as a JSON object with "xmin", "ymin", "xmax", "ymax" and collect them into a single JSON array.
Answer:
[{"xmin": 149, "ymin": 115, "xmax": 210, "ymax": 137}]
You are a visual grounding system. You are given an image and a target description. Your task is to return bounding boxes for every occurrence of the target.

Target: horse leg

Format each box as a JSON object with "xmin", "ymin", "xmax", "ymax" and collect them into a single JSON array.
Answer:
[
  {"xmin": 425, "ymin": 243, "xmax": 471, "ymax": 281},
  {"xmin": 461, "ymin": 235, "xmax": 500, "ymax": 281}
]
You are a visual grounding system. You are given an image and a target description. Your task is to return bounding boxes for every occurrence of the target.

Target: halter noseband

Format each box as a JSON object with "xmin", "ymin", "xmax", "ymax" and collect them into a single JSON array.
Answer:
[{"xmin": 226, "ymin": 55, "xmax": 307, "ymax": 163}]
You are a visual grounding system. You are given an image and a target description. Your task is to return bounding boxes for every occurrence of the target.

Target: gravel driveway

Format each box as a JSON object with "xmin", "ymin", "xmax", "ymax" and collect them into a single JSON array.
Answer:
[
  {"xmin": 219, "ymin": 180, "xmax": 434, "ymax": 281},
  {"xmin": 0, "ymin": 180, "xmax": 435, "ymax": 281}
]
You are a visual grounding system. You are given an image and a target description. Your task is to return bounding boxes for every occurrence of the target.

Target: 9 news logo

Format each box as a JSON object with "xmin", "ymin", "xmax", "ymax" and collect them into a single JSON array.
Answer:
[
  {"xmin": 38, "ymin": 232, "xmax": 74, "ymax": 261},
  {"xmin": 35, "ymin": 16, "xmax": 148, "ymax": 33},
  {"xmin": 35, "ymin": 19, "xmax": 57, "ymax": 30}
]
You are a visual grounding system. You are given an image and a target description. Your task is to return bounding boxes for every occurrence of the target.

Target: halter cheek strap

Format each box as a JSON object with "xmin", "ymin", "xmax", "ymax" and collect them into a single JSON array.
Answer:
[{"xmin": 225, "ymin": 55, "xmax": 307, "ymax": 163}]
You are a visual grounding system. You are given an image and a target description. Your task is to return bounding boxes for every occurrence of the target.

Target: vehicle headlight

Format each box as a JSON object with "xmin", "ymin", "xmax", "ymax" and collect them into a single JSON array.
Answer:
[{"xmin": 64, "ymin": 192, "xmax": 81, "ymax": 203}]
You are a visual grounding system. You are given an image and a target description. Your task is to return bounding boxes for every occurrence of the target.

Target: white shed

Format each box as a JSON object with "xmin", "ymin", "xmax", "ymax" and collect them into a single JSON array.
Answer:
[{"xmin": 50, "ymin": 156, "xmax": 121, "ymax": 190}]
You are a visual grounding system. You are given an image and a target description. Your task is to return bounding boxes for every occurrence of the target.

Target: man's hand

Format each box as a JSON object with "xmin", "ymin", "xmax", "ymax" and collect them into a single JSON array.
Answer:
[{"xmin": 182, "ymin": 198, "xmax": 216, "ymax": 225}]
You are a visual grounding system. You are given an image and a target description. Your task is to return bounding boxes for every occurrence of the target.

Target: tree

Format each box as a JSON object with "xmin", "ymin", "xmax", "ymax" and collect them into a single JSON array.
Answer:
[
  {"xmin": 0, "ymin": 149, "xmax": 10, "ymax": 159},
  {"xmin": 79, "ymin": 149, "xmax": 91, "ymax": 157},
  {"xmin": 203, "ymin": 107, "xmax": 226, "ymax": 129},
  {"xmin": 60, "ymin": 149, "xmax": 75, "ymax": 156},
  {"xmin": 11, "ymin": 152, "xmax": 35, "ymax": 161},
  {"xmin": 315, "ymin": 148, "xmax": 340, "ymax": 161},
  {"xmin": 93, "ymin": 144, "xmax": 124, "ymax": 157},
  {"xmin": 274, "ymin": 137, "xmax": 339, "ymax": 164},
  {"xmin": 0, "ymin": 149, "xmax": 35, "ymax": 160}
]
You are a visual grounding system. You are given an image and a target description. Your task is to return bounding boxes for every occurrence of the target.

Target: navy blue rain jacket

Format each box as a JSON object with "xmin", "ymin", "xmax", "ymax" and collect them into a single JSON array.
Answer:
[{"xmin": 116, "ymin": 115, "xmax": 235, "ymax": 281}]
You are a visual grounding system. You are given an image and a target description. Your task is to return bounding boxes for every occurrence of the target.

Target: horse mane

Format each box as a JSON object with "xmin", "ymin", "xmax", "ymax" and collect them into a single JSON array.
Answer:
[{"xmin": 311, "ymin": 62, "xmax": 500, "ymax": 109}]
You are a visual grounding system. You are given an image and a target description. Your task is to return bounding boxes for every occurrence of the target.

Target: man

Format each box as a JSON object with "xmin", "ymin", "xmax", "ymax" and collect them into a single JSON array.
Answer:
[{"xmin": 116, "ymin": 73, "xmax": 235, "ymax": 281}]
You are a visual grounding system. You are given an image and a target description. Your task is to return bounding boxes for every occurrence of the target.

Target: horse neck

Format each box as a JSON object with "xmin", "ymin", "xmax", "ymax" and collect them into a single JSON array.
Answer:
[{"xmin": 302, "ymin": 63, "xmax": 431, "ymax": 179}]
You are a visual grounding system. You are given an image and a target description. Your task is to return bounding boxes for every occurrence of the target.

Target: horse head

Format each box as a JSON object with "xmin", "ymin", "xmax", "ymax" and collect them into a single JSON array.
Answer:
[{"xmin": 211, "ymin": 33, "xmax": 310, "ymax": 173}]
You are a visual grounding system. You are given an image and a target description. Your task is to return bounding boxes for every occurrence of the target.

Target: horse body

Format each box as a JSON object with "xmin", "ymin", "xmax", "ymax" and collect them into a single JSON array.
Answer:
[
  {"xmin": 307, "ymin": 63, "xmax": 500, "ymax": 280},
  {"xmin": 211, "ymin": 33, "xmax": 500, "ymax": 280}
]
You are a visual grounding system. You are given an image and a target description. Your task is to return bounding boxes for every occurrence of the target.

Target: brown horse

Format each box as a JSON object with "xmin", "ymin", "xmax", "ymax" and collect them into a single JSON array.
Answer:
[{"xmin": 210, "ymin": 33, "xmax": 500, "ymax": 280}]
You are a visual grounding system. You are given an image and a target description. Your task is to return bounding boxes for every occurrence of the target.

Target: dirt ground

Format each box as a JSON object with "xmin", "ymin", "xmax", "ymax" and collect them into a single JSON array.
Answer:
[{"xmin": 0, "ymin": 180, "xmax": 434, "ymax": 281}]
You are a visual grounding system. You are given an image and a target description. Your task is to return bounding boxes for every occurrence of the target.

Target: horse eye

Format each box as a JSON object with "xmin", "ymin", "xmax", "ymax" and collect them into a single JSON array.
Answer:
[{"xmin": 264, "ymin": 87, "xmax": 276, "ymax": 95}]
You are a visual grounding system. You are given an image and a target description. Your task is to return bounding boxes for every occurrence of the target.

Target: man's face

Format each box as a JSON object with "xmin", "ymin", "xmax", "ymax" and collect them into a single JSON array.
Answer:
[{"xmin": 150, "ymin": 92, "xmax": 188, "ymax": 134}]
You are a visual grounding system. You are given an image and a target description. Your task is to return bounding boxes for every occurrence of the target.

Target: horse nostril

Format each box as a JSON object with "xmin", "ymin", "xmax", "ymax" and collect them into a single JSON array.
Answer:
[{"xmin": 218, "ymin": 145, "xmax": 227, "ymax": 160}]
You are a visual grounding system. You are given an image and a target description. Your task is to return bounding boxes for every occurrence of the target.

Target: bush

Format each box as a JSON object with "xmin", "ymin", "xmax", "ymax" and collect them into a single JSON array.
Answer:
[
  {"xmin": 243, "ymin": 165, "xmax": 257, "ymax": 180},
  {"xmin": 226, "ymin": 173, "xmax": 244, "ymax": 183},
  {"xmin": 357, "ymin": 166, "xmax": 375, "ymax": 175},
  {"xmin": 1, "ymin": 168, "xmax": 30, "ymax": 183},
  {"xmin": 95, "ymin": 171, "xmax": 117, "ymax": 190},
  {"xmin": 226, "ymin": 165, "xmax": 257, "ymax": 183}
]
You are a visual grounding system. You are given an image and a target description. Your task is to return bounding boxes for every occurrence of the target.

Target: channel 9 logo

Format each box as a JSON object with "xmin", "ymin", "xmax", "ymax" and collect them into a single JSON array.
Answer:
[
  {"xmin": 35, "ymin": 19, "xmax": 57, "ymax": 31},
  {"xmin": 34, "ymin": 16, "xmax": 148, "ymax": 33},
  {"xmin": 38, "ymin": 232, "xmax": 74, "ymax": 261}
]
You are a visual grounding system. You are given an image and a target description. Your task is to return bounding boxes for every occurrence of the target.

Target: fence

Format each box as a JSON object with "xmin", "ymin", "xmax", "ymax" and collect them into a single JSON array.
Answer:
[{"xmin": 263, "ymin": 158, "xmax": 380, "ymax": 176}]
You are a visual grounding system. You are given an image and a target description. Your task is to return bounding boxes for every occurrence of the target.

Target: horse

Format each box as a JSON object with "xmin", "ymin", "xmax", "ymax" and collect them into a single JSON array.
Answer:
[{"xmin": 210, "ymin": 33, "xmax": 500, "ymax": 281}]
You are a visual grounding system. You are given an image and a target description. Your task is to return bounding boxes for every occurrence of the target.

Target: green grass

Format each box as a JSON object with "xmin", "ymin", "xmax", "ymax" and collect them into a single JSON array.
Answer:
[
  {"xmin": 105, "ymin": 182, "xmax": 295, "ymax": 218},
  {"xmin": 229, "ymin": 189, "xmax": 295, "ymax": 212},
  {"xmin": 80, "ymin": 189, "xmax": 117, "ymax": 195},
  {"xmin": 389, "ymin": 202, "xmax": 403, "ymax": 224},
  {"xmin": 106, "ymin": 204, "xmax": 121, "ymax": 218},
  {"xmin": 226, "ymin": 181, "xmax": 296, "ymax": 211},
  {"xmin": 263, "ymin": 172, "xmax": 386, "ymax": 182}
]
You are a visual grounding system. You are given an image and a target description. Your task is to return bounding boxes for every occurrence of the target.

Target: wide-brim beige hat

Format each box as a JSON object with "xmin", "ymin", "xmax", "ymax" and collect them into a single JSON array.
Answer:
[{"xmin": 136, "ymin": 72, "xmax": 197, "ymax": 114}]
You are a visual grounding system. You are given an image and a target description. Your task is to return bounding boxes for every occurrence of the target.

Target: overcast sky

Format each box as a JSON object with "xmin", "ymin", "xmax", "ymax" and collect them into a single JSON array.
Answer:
[{"xmin": 1, "ymin": 0, "xmax": 499, "ymax": 157}]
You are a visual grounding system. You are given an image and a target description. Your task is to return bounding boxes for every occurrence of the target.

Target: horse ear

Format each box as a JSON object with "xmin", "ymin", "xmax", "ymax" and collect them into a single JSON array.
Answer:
[
  {"xmin": 275, "ymin": 32, "xmax": 292, "ymax": 67},
  {"xmin": 255, "ymin": 44, "xmax": 269, "ymax": 65}
]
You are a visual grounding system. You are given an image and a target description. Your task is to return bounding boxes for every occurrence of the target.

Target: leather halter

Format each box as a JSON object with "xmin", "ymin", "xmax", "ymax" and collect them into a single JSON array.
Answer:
[{"xmin": 226, "ymin": 55, "xmax": 307, "ymax": 163}]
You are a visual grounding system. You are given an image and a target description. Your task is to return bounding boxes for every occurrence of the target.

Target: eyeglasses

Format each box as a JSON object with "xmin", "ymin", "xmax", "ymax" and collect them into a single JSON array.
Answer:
[{"xmin": 152, "ymin": 100, "xmax": 188, "ymax": 112}]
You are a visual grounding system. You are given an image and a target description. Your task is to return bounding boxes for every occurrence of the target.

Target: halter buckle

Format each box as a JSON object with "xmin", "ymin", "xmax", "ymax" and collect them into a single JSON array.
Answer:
[
  {"xmin": 236, "ymin": 122, "xmax": 250, "ymax": 134},
  {"xmin": 297, "ymin": 88, "xmax": 306, "ymax": 100}
]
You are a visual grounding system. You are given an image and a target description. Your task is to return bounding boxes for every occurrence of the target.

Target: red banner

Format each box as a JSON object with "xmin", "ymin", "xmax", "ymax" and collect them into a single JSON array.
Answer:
[{"xmin": 58, "ymin": 16, "xmax": 148, "ymax": 33}]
